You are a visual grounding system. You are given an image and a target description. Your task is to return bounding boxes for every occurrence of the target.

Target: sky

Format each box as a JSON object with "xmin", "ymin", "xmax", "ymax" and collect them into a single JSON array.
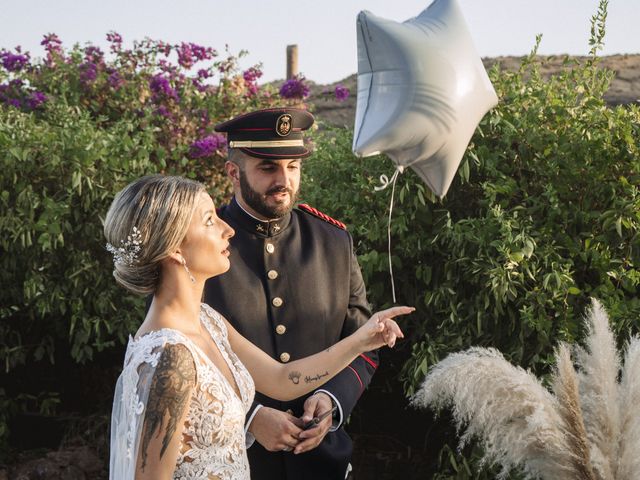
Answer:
[{"xmin": 0, "ymin": 0, "xmax": 638, "ymax": 84}]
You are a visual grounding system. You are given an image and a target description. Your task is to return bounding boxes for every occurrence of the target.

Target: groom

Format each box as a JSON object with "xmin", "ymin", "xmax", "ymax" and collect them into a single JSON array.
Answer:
[{"xmin": 204, "ymin": 107, "xmax": 377, "ymax": 479}]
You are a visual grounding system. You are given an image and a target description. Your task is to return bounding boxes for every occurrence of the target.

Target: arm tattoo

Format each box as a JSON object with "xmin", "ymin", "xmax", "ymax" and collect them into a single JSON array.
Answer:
[
  {"xmin": 140, "ymin": 343, "xmax": 196, "ymax": 470},
  {"xmin": 288, "ymin": 370, "xmax": 301, "ymax": 384},
  {"xmin": 305, "ymin": 371, "xmax": 329, "ymax": 384}
]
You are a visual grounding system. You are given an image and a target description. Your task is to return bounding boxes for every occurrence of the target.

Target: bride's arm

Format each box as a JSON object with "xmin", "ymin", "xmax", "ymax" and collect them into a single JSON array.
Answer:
[
  {"xmin": 135, "ymin": 343, "xmax": 196, "ymax": 480},
  {"xmin": 225, "ymin": 306, "xmax": 412, "ymax": 401}
]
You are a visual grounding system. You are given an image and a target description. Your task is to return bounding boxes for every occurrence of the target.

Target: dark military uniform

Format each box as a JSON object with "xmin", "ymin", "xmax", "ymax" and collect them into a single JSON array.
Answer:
[{"xmin": 204, "ymin": 197, "xmax": 376, "ymax": 480}]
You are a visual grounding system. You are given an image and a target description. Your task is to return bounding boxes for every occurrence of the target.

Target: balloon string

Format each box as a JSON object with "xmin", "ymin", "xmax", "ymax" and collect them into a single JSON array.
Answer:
[{"xmin": 374, "ymin": 166, "xmax": 404, "ymax": 304}]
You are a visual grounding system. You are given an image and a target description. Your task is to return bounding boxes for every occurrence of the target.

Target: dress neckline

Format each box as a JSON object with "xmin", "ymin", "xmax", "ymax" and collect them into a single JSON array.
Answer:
[{"xmin": 131, "ymin": 306, "xmax": 244, "ymax": 404}]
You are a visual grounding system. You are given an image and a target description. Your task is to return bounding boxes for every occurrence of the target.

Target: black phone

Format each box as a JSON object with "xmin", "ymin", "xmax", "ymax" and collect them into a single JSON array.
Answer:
[{"xmin": 303, "ymin": 406, "xmax": 337, "ymax": 430}]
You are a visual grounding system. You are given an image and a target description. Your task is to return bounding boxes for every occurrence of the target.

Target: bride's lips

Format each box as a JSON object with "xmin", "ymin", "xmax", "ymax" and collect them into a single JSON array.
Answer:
[{"xmin": 222, "ymin": 245, "xmax": 230, "ymax": 257}]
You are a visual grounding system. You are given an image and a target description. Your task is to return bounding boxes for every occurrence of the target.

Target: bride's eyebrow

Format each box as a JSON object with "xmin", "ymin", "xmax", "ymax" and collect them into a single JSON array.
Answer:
[{"xmin": 200, "ymin": 209, "xmax": 214, "ymax": 219}]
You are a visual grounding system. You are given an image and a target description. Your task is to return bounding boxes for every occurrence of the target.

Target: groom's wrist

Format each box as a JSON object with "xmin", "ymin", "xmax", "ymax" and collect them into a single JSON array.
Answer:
[{"xmin": 314, "ymin": 390, "xmax": 343, "ymax": 430}]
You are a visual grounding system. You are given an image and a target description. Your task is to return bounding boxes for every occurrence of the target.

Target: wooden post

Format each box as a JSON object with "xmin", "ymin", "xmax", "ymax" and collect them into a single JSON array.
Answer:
[{"xmin": 286, "ymin": 45, "xmax": 298, "ymax": 79}]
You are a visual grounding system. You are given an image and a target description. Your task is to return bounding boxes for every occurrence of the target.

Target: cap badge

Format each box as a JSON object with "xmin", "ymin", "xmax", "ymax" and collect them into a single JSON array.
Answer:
[{"xmin": 276, "ymin": 114, "xmax": 292, "ymax": 137}]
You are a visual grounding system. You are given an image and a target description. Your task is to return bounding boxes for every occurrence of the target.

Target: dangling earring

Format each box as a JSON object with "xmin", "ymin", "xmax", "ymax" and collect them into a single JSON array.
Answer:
[{"xmin": 182, "ymin": 258, "xmax": 195, "ymax": 283}]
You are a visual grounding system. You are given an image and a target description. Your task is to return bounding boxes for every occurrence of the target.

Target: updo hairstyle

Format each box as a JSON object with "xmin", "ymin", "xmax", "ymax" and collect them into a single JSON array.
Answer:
[{"xmin": 103, "ymin": 175, "xmax": 206, "ymax": 295}]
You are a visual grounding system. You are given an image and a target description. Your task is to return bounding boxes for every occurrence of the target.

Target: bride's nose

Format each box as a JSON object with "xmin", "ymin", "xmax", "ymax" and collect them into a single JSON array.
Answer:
[{"xmin": 223, "ymin": 222, "xmax": 235, "ymax": 239}]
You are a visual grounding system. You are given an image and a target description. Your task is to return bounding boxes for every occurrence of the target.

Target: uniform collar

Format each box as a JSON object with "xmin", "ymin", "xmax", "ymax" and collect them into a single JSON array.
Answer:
[{"xmin": 227, "ymin": 197, "xmax": 292, "ymax": 237}]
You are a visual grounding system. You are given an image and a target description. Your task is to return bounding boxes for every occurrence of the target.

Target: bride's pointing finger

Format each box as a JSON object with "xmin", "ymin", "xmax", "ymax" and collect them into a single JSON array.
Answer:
[{"xmin": 376, "ymin": 306, "xmax": 415, "ymax": 321}]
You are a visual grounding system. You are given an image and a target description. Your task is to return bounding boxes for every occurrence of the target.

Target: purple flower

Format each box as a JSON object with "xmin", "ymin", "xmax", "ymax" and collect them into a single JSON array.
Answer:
[
  {"xmin": 154, "ymin": 105, "xmax": 171, "ymax": 117},
  {"xmin": 106, "ymin": 32, "xmax": 122, "ymax": 53},
  {"xmin": 1, "ymin": 50, "xmax": 30, "ymax": 72},
  {"xmin": 149, "ymin": 74, "xmax": 178, "ymax": 101},
  {"xmin": 79, "ymin": 62, "xmax": 98, "ymax": 84},
  {"xmin": 41, "ymin": 34, "xmax": 63, "ymax": 65},
  {"xmin": 84, "ymin": 46, "xmax": 104, "ymax": 64},
  {"xmin": 246, "ymin": 83, "xmax": 259, "ymax": 96},
  {"xmin": 157, "ymin": 59, "xmax": 177, "ymax": 74},
  {"xmin": 6, "ymin": 98, "xmax": 21, "ymax": 108},
  {"xmin": 177, "ymin": 42, "xmax": 215, "ymax": 69},
  {"xmin": 188, "ymin": 134, "xmax": 227, "ymax": 159},
  {"xmin": 27, "ymin": 91, "xmax": 47, "ymax": 109},
  {"xmin": 107, "ymin": 70, "xmax": 124, "ymax": 89},
  {"xmin": 197, "ymin": 68, "xmax": 211, "ymax": 80},
  {"xmin": 106, "ymin": 31, "xmax": 122, "ymax": 45},
  {"xmin": 279, "ymin": 76, "xmax": 310, "ymax": 100},
  {"xmin": 334, "ymin": 84, "xmax": 350, "ymax": 102},
  {"xmin": 0, "ymin": 79, "xmax": 26, "ymax": 107},
  {"xmin": 0, "ymin": 84, "xmax": 10, "ymax": 102},
  {"xmin": 176, "ymin": 43, "xmax": 195, "ymax": 69},
  {"xmin": 242, "ymin": 67, "xmax": 263, "ymax": 97},
  {"xmin": 155, "ymin": 41, "xmax": 172, "ymax": 57},
  {"xmin": 41, "ymin": 33, "xmax": 62, "ymax": 52},
  {"xmin": 243, "ymin": 67, "xmax": 262, "ymax": 83},
  {"xmin": 191, "ymin": 43, "xmax": 216, "ymax": 61},
  {"xmin": 191, "ymin": 79, "xmax": 208, "ymax": 92}
]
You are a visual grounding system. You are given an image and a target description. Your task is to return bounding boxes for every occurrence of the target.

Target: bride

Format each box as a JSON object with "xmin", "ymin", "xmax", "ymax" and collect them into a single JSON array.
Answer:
[{"xmin": 104, "ymin": 175, "xmax": 412, "ymax": 480}]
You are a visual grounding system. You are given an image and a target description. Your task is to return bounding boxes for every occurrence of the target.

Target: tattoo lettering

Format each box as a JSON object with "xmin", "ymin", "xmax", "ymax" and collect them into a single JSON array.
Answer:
[
  {"xmin": 288, "ymin": 371, "xmax": 301, "ymax": 385},
  {"xmin": 304, "ymin": 371, "xmax": 329, "ymax": 384},
  {"xmin": 140, "ymin": 343, "xmax": 196, "ymax": 470}
]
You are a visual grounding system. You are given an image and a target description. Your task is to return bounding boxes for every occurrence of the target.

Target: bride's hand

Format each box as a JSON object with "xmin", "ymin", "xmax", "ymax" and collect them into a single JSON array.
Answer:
[{"xmin": 355, "ymin": 306, "xmax": 414, "ymax": 351}]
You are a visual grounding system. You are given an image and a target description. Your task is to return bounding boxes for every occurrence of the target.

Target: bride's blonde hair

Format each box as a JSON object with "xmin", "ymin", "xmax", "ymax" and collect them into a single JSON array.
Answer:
[{"xmin": 103, "ymin": 175, "xmax": 206, "ymax": 295}]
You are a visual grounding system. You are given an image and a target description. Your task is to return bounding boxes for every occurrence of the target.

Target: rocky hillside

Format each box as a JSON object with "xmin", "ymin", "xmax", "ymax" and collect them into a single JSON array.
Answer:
[{"xmin": 306, "ymin": 54, "xmax": 640, "ymax": 128}]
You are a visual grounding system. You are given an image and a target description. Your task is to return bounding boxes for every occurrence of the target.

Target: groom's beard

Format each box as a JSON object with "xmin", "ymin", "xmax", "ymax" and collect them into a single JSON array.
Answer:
[{"xmin": 239, "ymin": 170, "xmax": 298, "ymax": 220}]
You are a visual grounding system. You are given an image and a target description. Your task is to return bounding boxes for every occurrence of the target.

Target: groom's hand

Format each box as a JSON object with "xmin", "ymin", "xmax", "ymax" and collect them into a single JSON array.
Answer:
[
  {"xmin": 294, "ymin": 393, "xmax": 333, "ymax": 454},
  {"xmin": 249, "ymin": 407, "xmax": 303, "ymax": 452}
]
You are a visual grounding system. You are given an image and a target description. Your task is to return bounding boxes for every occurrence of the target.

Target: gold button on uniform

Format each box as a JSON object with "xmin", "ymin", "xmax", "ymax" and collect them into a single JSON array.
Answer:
[
  {"xmin": 265, "ymin": 243, "xmax": 275, "ymax": 254},
  {"xmin": 275, "ymin": 324, "xmax": 286, "ymax": 335},
  {"xmin": 272, "ymin": 297, "xmax": 283, "ymax": 307},
  {"xmin": 280, "ymin": 352, "xmax": 291, "ymax": 363},
  {"xmin": 267, "ymin": 269, "xmax": 278, "ymax": 280}
]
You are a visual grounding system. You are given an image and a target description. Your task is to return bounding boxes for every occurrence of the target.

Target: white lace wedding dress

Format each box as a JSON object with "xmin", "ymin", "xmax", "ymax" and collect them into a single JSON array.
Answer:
[{"xmin": 109, "ymin": 303, "xmax": 255, "ymax": 480}]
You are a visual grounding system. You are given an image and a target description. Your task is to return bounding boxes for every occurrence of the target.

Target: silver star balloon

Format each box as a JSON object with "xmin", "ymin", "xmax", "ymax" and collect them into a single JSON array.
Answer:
[{"xmin": 353, "ymin": 0, "xmax": 498, "ymax": 198}]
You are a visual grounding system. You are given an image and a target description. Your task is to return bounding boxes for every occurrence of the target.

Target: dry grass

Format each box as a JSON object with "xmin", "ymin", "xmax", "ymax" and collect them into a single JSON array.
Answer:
[{"xmin": 412, "ymin": 299, "xmax": 639, "ymax": 479}]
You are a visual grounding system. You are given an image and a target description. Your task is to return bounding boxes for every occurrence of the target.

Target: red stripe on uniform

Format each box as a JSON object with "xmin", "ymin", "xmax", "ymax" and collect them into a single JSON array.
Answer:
[
  {"xmin": 359, "ymin": 353, "xmax": 378, "ymax": 369},
  {"xmin": 347, "ymin": 366, "xmax": 364, "ymax": 390}
]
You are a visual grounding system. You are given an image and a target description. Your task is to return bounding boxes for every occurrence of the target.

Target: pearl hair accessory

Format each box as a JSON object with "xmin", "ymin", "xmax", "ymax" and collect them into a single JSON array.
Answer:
[{"xmin": 106, "ymin": 226, "xmax": 142, "ymax": 267}]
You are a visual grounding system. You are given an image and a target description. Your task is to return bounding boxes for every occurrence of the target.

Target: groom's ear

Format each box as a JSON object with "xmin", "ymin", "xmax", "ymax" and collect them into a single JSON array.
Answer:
[{"xmin": 225, "ymin": 161, "xmax": 241, "ymax": 184}]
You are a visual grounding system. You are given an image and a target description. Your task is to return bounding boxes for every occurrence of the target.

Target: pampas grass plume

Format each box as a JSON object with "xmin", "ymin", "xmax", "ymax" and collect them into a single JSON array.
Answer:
[{"xmin": 413, "ymin": 299, "xmax": 640, "ymax": 480}]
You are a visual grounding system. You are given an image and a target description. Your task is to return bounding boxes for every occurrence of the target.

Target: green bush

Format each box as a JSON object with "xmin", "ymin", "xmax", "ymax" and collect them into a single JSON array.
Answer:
[
  {"xmin": 0, "ymin": 33, "xmax": 279, "ymax": 453},
  {"xmin": 302, "ymin": 4, "xmax": 639, "ymax": 476}
]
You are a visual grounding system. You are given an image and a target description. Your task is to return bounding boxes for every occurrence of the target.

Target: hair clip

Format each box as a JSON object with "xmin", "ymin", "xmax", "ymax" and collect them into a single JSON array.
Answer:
[{"xmin": 106, "ymin": 226, "xmax": 142, "ymax": 267}]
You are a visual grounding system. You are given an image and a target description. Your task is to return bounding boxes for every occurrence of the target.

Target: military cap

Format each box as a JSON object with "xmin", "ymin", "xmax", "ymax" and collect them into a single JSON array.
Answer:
[{"xmin": 214, "ymin": 107, "xmax": 314, "ymax": 159}]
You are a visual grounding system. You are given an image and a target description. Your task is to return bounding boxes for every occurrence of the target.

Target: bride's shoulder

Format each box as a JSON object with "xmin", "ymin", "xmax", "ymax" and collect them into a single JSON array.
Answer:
[
  {"xmin": 129, "ymin": 319, "xmax": 193, "ymax": 351},
  {"xmin": 200, "ymin": 303, "xmax": 226, "ymax": 323},
  {"xmin": 133, "ymin": 326, "xmax": 185, "ymax": 343},
  {"xmin": 134, "ymin": 313, "xmax": 187, "ymax": 340},
  {"xmin": 124, "ymin": 326, "xmax": 196, "ymax": 370}
]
